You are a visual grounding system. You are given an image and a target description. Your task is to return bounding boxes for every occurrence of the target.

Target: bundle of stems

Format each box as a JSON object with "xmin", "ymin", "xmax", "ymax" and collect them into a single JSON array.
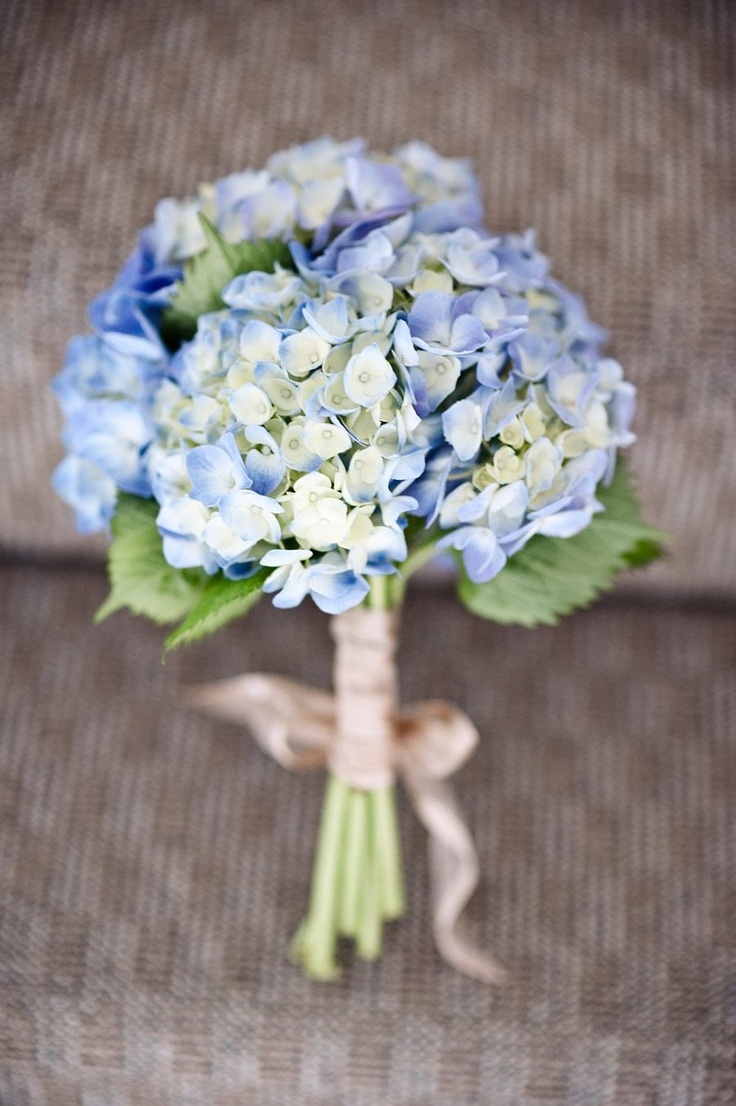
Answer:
[
  {"xmin": 290, "ymin": 570, "xmax": 422, "ymax": 979},
  {"xmin": 291, "ymin": 774, "xmax": 405, "ymax": 979}
]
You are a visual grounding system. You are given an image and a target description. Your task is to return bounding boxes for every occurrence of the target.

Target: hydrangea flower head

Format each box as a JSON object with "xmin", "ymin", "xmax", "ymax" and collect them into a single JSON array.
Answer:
[{"xmin": 53, "ymin": 137, "xmax": 636, "ymax": 613}]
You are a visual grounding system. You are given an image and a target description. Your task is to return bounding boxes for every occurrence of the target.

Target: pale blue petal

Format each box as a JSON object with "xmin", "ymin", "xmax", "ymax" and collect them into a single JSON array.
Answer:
[
  {"xmin": 187, "ymin": 436, "xmax": 250, "ymax": 506},
  {"xmin": 442, "ymin": 399, "xmax": 483, "ymax": 461},
  {"xmin": 245, "ymin": 449, "xmax": 286, "ymax": 496}
]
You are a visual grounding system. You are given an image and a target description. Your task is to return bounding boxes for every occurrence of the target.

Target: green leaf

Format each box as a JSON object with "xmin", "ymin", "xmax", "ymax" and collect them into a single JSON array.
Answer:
[
  {"xmin": 163, "ymin": 569, "xmax": 269, "ymax": 653},
  {"xmin": 458, "ymin": 460, "xmax": 668, "ymax": 627},
  {"xmin": 161, "ymin": 214, "xmax": 292, "ymax": 344},
  {"xmin": 95, "ymin": 494, "xmax": 207, "ymax": 625},
  {"xmin": 95, "ymin": 493, "xmax": 268, "ymax": 649}
]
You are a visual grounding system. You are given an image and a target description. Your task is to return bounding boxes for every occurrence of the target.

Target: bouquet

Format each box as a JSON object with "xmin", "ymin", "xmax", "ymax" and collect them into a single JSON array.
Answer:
[{"xmin": 53, "ymin": 137, "xmax": 664, "ymax": 981}]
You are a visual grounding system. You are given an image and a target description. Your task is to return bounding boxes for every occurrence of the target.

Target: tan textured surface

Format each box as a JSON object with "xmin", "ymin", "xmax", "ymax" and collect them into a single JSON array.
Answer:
[
  {"xmin": 0, "ymin": 0, "xmax": 734, "ymax": 591},
  {"xmin": 1, "ymin": 564, "xmax": 735, "ymax": 1104}
]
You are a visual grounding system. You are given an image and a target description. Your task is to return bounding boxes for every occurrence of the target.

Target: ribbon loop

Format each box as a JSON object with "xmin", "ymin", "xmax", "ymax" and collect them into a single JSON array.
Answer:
[{"xmin": 396, "ymin": 700, "xmax": 479, "ymax": 780}]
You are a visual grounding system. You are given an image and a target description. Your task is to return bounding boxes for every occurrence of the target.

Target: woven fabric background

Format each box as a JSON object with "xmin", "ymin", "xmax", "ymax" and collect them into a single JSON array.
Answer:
[
  {"xmin": 2, "ymin": 4, "xmax": 735, "ymax": 1103},
  {"xmin": 1, "ymin": 0, "xmax": 734, "ymax": 592},
  {"xmin": 1, "ymin": 565, "xmax": 735, "ymax": 1105}
]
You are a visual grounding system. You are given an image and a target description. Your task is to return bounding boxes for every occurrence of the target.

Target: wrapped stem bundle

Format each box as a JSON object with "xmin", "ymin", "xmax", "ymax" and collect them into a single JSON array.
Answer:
[
  {"xmin": 51, "ymin": 137, "xmax": 666, "ymax": 981},
  {"xmin": 185, "ymin": 580, "xmax": 507, "ymax": 981},
  {"xmin": 293, "ymin": 589, "xmax": 404, "ymax": 978}
]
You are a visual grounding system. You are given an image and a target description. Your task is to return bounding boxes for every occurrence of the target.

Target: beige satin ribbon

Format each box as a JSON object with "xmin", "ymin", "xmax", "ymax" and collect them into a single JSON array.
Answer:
[{"xmin": 185, "ymin": 607, "xmax": 506, "ymax": 984}]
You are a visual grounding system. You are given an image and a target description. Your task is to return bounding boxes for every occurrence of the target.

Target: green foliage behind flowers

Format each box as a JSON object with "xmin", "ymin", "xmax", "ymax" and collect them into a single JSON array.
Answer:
[
  {"xmin": 457, "ymin": 460, "xmax": 667, "ymax": 626},
  {"xmin": 163, "ymin": 569, "xmax": 268, "ymax": 653},
  {"xmin": 162, "ymin": 216, "xmax": 291, "ymax": 345},
  {"xmin": 98, "ymin": 460, "xmax": 666, "ymax": 647},
  {"xmin": 94, "ymin": 495, "xmax": 206, "ymax": 625},
  {"xmin": 95, "ymin": 493, "xmax": 267, "ymax": 652}
]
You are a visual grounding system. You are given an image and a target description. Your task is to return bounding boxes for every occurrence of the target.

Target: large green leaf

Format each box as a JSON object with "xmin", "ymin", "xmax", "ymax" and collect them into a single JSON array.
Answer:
[
  {"xmin": 95, "ymin": 494, "xmax": 207, "ymax": 625},
  {"xmin": 161, "ymin": 215, "xmax": 292, "ymax": 344},
  {"xmin": 458, "ymin": 460, "xmax": 668, "ymax": 627},
  {"xmin": 163, "ymin": 570, "xmax": 269, "ymax": 653}
]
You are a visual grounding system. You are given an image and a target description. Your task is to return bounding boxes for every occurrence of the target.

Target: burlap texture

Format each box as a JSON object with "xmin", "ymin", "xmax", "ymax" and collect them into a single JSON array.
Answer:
[
  {"xmin": 0, "ymin": 0, "xmax": 734, "ymax": 592},
  {"xmin": 1, "ymin": 564, "xmax": 734, "ymax": 1104}
]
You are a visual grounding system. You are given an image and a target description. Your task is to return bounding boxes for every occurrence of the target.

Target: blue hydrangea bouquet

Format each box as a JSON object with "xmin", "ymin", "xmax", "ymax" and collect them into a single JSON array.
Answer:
[{"xmin": 53, "ymin": 138, "xmax": 664, "ymax": 981}]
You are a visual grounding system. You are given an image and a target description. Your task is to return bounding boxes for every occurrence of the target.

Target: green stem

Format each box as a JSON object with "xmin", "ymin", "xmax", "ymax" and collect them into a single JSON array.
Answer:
[
  {"xmin": 291, "ymin": 774, "xmax": 349, "ymax": 980},
  {"xmin": 373, "ymin": 785, "xmax": 405, "ymax": 920},
  {"xmin": 401, "ymin": 537, "xmax": 440, "ymax": 581},
  {"xmin": 363, "ymin": 538, "xmax": 440, "ymax": 612},
  {"xmin": 356, "ymin": 794, "xmax": 382, "ymax": 960},
  {"xmin": 338, "ymin": 789, "xmax": 367, "ymax": 938},
  {"xmin": 366, "ymin": 573, "xmax": 391, "ymax": 609}
]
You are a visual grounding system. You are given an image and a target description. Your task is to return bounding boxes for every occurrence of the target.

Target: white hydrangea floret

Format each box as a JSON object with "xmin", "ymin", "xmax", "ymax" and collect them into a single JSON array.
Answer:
[
  {"xmin": 219, "ymin": 489, "xmax": 283, "ymax": 549},
  {"xmin": 290, "ymin": 478, "xmax": 350, "ymax": 550},
  {"xmin": 304, "ymin": 420, "xmax": 352, "ymax": 461},
  {"xmin": 344, "ymin": 344, "xmax": 397, "ymax": 408},
  {"xmin": 229, "ymin": 383, "xmax": 274, "ymax": 426},
  {"xmin": 279, "ymin": 329, "xmax": 332, "ymax": 378}
]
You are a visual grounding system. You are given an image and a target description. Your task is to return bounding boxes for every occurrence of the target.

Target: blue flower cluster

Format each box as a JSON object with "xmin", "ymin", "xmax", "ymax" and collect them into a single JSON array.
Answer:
[{"xmin": 53, "ymin": 137, "xmax": 636, "ymax": 613}]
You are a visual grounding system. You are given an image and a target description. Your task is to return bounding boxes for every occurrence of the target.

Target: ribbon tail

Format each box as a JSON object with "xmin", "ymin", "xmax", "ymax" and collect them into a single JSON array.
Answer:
[
  {"xmin": 403, "ymin": 770, "xmax": 507, "ymax": 985},
  {"xmin": 184, "ymin": 674, "xmax": 333, "ymax": 771}
]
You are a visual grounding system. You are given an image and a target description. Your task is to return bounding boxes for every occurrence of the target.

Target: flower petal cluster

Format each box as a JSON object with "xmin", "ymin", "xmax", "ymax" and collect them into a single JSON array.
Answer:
[
  {"xmin": 53, "ymin": 138, "xmax": 636, "ymax": 611},
  {"xmin": 89, "ymin": 137, "xmax": 482, "ymax": 343}
]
